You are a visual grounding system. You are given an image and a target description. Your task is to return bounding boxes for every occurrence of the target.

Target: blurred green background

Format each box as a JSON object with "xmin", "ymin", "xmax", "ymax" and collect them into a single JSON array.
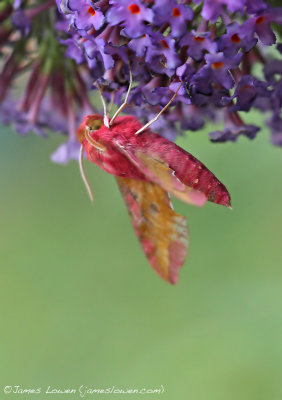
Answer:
[{"xmin": 1, "ymin": 113, "xmax": 282, "ymax": 400}]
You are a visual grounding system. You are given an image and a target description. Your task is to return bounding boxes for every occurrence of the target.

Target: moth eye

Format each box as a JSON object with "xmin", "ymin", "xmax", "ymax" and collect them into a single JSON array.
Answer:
[{"xmin": 88, "ymin": 119, "xmax": 103, "ymax": 130}]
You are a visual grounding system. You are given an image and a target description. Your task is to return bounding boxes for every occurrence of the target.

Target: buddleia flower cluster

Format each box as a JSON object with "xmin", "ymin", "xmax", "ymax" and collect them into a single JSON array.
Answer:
[{"xmin": 0, "ymin": 0, "xmax": 282, "ymax": 163}]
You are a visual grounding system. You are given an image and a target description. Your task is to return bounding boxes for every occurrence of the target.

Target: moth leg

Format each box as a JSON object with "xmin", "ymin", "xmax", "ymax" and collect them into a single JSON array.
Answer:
[
  {"xmin": 79, "ymin": 144, "xmax": 94, "ymax": 202},
  {"xmin": 109, "ymin": 68, "xmax": 133, "ymax": 126},
  {"xmin": 135, "ymin": 82, "xmax": 183, "ymax": 135}
]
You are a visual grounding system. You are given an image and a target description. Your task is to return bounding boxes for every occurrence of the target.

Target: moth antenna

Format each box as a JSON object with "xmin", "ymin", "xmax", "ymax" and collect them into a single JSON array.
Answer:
[
  {"xmin": 109, "ymin": 67, "xmax": 133, "ymax": 126},
  {"xmin": 135, "ymin": 82, "xmax": 183, "ymax": 135},
  {"xmin": 95, "ymin": 82, "xmax": 110, "ymax": 128},
  {"xmin": 79, "ymin": 144, "xmax": 94, "ymax": 203}
]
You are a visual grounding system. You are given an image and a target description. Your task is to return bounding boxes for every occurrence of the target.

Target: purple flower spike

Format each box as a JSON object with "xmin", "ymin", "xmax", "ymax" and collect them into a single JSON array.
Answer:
[
  {"xmin": 205, "ymin": 52, "xmax": 242, "ymax": 90},
  {"xmin": 153, "ymin": 0, "xmax": 193, "ymax": 38},
  {"xmin": 2, "ymin": 0, "xmax": 282, "ymax": 162},
  {"xmin": 106, "ymin": 0, "xmax": 153, "ymax": 38}
]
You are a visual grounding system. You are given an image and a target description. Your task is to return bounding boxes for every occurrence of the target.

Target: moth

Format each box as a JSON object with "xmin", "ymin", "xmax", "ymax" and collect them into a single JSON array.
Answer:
[{"xmin": 77, "ymin": 75, "xmax": 231, "ymax": 284}]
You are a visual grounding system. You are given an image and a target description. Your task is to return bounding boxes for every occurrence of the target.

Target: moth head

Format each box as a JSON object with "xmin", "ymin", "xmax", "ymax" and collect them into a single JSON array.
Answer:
[{"xmin": 77, "ymin": 114, "xmax": 103, "ymax": 143}]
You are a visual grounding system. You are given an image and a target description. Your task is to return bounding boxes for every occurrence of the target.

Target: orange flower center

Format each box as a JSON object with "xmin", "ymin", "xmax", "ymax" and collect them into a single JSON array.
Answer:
[
  {"xmin": 172, "ymin": 7, "xmax": 181, "ymax": 17},
  {"xmin": 87, "ymin": 6, "xmax": 96, "ymax": 16},
  {"xmin": 193, "ymin": 36, "xmax": 205, "ymax": 42},
  {"xmin": 212, "ymin": 61, "xmax": 224, "ymax": 69},
  {"xmin": 231, "ymin": 33, "xmax": 241, "ymax": 43},
  {"xmin": 256, "ymin": 16, "xmax": 265, "ymax": 24},
  {"xmin": 128, "ymin": 4, "xmax": 140, "ymax": 14},
  {"xmin": 161, "ymin": 39, "xmax": 169, "ymax": 49}
]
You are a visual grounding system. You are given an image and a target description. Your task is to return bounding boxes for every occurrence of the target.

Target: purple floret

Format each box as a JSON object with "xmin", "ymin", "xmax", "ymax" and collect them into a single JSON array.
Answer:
[
  {"xmin": 65, "ymin": 0, "xmax": 105, "ymax": 31},
  {"xmin": 106, "ymin": 0, "xmax": 153, "ymax": 38},
  {"xmin": 145, "ymin": 32, "xmax": 181, "ymax": 76},
  {"xmin": 180, "ymin": 31, "xmax": 217, "ymax": 61},
  {"xmin": 194, "ymin": 0, "xmax": 246, "ymax": 23},
  {"xmin": 153, "ymin": 0, "xmax": 193, "ymax": 38},
  {"xmin": 218, "ymin": 22, "xmax": 257, "ymax": 57},
  {"xmin": 51, "ymin": 140, "xmax": 81, "ymax": 164},
  {"xmin": 269, "ymin": 114, "xmax": 282, "ymax": 147},
  {"xmin": 210, "ymin": 123, "xmax": 260, "ymax": 143},
  {"xmin": 128, "ymin": 27, "xmax": 153, "ymax": 57},
  {"xmin": 224, "ymin": 76, "xmax": 258, "ymax": 112},
  {"xmin": 59, "ymin": 38, "xmax": 85, "ymax": 64},
  {"xmin": 84, "ymin": 37, "xmax": 114, "ymax": 70},
  {"xmin": 205, "ymin": 52, "xmax": 242, "ymax": 90},
  {"xmin": 11, "ymin": 9, "xmax": 31, "ymax": 35},
  {"xmin": 242, "ymin": 11, "xmax": 279, "ymax": 46}
]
